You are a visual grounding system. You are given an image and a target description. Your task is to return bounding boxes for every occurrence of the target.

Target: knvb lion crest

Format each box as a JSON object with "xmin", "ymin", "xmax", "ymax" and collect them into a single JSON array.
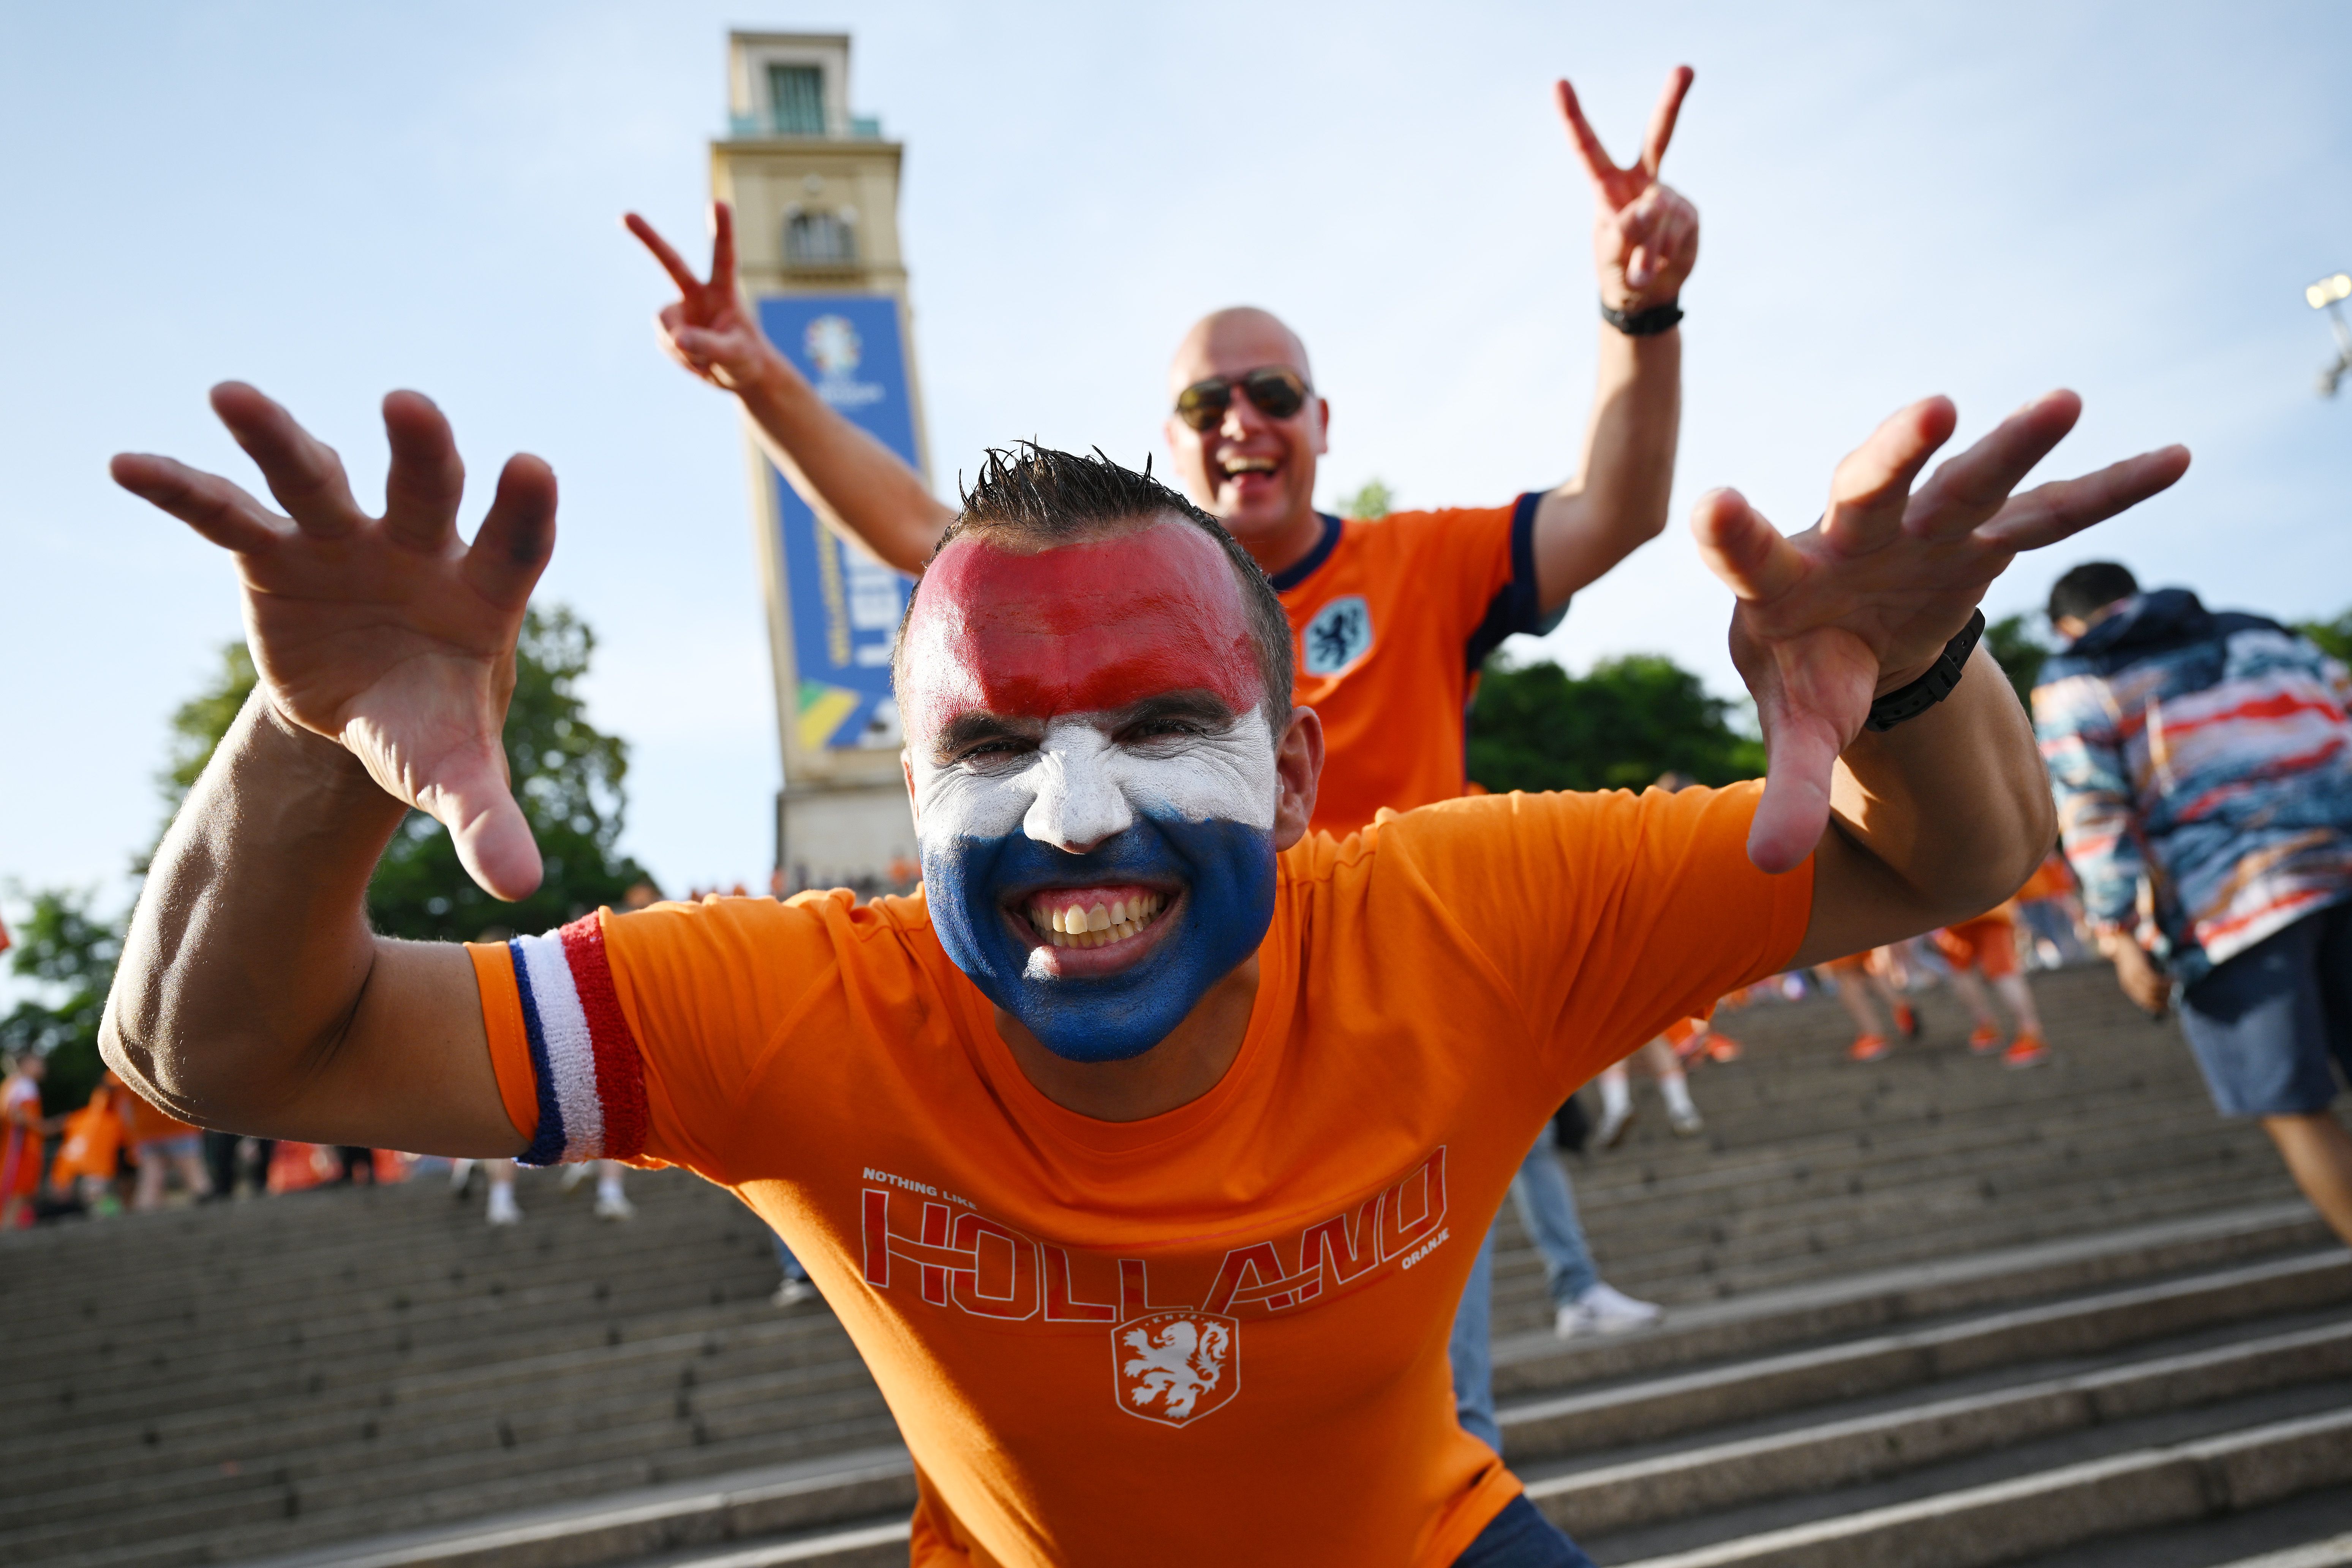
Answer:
[
  {"xmin": 1302, "ymin": 595, "xmax": 1373, "ymax": 677},
  {"xmin": 1113, "ymin": 1310, "xmax": 1239, "ymax": 1427}
]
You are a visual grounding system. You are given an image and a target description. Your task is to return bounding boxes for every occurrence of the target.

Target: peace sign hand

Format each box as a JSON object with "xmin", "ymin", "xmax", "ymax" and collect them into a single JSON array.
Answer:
[
  {"xmin": 111, "ymin": 384, "xmax": 557, "ymax": 900},
  {"xmin": 624, "ymin": 202, "xmax": 776, "ymax": 394},
  {"xmin": 1557, "ymin": 67, "xmax": 1699, "ymax": 312},
  {"xmin": 1694, "ymin": 391, "xmax": 2190, "ymax": 873}
]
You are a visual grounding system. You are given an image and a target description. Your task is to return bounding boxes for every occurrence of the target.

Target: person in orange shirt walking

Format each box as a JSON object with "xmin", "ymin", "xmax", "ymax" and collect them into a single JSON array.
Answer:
[
  {"xmin": 1, "ymin": 1052, "xmax": 54, "ymax": 1228},
  {"xmin": 107, "ymin": 370, "xmax": 2180, "ymax": 1564},
  {"xmin": 1935, "ymin": 906, "xmax": 2052, "ymax": 1069},
  {"xmin": 1819, "ymin": 948, "xmax": 1921, "ymax": 1062},
  {"xmin": 119, "ymin": 1081, "xmax": 211, "ymax": 1210},
  {"xmin": 49, "ymin": 1072, "xmax": 130, "ymax": 1215}
]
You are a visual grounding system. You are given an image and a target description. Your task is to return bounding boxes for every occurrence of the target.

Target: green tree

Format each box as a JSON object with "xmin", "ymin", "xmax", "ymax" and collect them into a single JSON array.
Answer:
[
  {"xmin": 2297, "ymin": 607, "xmax": 2352, "ymax": 665},
  {"xmin": 0, "ymin": 888, "xmax": 121, "ymax": 1114},
  {"xmin": 1467, "ymin": 653, "xmax": 1767, "ymax": 795},
  {"xmin": 1334, "ymin": 479, "xmax": 1393, "ymax": 520},
  {"xmin": 161, "ymin": 605, "xmax": 648, "ymax": 942},
  {"xmin": 1985, "ymin": 613, "xmax": 2051, "ymax": 708}
]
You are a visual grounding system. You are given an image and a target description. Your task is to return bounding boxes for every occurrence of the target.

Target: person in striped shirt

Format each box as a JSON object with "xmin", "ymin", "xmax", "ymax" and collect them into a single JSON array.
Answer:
[{"xmin": 2034, "ymin": 561, "xmax": 2352, "ymax": 1245}]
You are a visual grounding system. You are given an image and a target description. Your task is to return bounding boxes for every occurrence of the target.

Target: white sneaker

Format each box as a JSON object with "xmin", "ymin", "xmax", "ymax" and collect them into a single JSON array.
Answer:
[
  {"xmin": 1595, "ymin": 1102, "xmax": 1636, "ymax": 1151},
  {"xmin": 486, "ymin": 1188, "xmax": 522, "ymax": 1226},
  {"xmin": 1667, "ymin": 1103, "xmax": 1705, "ymax": 1138},
  {"xmin": 1555, "ymin": 1282, "xmax": 1663, "ymax": 1337},
  {"xmin": 594, "ymin": 1191, "xmax": 634, "ymax": 1222},
  {"xmin": 771, "ymin": 1276, "xmax": 817, "ymax": 1308}
]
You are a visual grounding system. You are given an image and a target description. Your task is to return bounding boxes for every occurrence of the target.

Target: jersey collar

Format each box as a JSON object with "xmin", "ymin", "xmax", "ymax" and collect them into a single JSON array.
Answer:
[{"xmin": 1266, "ymin": 512, "xmax": 1344, "ymax": 595}]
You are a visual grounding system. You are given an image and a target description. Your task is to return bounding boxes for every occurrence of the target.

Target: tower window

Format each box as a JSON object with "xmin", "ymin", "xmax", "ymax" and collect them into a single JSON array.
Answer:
[
  {"xmin": 786, "ymin": 211, "xmax": 856, "ymax": 266},
  {"xmin": 768, "ymin": 64, "xmax": 826, "ymax": 135}
]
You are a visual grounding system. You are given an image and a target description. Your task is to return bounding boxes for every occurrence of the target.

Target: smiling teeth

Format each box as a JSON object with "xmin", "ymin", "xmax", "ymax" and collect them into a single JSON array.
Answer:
[{"xmin": 1029, "ymin": 891, "xmax": 1168, "ymax": 949}]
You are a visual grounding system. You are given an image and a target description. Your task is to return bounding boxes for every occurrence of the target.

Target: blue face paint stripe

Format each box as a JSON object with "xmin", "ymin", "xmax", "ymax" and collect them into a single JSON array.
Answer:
[
  {"xmin": 506, "ymin": 937, "xmax": 569, "ymax": 1166},
  {"xmin": 924, "ymin": 811, "xmax": 1278, "ymax": 1064}
]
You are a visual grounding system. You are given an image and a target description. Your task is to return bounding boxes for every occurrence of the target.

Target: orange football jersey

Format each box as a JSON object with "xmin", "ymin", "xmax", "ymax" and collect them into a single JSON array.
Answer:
[
  {"xmin": 1272, "ymin": 501, "xmax": 1549, "ymax": 835},
  {"xmin": 468, "ymin": 785, "xmax": 1811, "ymax": 1567}
]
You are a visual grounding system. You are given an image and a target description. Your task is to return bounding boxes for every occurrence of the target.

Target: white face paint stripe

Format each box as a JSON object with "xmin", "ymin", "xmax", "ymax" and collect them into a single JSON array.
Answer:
[
  {"xmin": 912, "ymin": 707, "xmax": 1280, "ymax": 845},
  {"xmin": 515, "ymin": 931, "xmax": 604, "ymax": 1161}
]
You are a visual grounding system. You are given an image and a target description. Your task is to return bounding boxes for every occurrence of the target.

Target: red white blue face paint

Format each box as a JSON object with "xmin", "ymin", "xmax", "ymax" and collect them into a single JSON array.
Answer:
[{"xmin": 899, "ymin": 522, "xmax": 1280, "ymax": 1063}]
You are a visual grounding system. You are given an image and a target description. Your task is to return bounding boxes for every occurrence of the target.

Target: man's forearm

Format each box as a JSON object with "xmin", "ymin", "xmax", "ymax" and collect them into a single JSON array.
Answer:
[
  {"xmin": 736, "ymin": 345, "xmax": 955, "ymax": 576},
  {"xmin": 1534, "ymin": 328, "xmax": 1680, "ymax": 610},
  {"xmin": 104, "ymin": 692, "xmax": 406, "ymax": 1126},
  {"xmin": 1797, "ymin": 647, "xmax": 2055, "ymax": 964}
]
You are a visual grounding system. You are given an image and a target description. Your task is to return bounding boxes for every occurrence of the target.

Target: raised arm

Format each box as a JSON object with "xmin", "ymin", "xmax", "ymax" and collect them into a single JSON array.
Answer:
[
  {"xmin": 1693, "ymin": 391, "xmax": 2193, "ymax": 967},
  {"xmin": 101, "ymin": 386, "xmax": 544, "ymax": 1155},
  {"xmin": 626, "ymin": 204, "xmax": 953, "ymax": 575},
  {"xmin": 1530, "ymin": 67, "xmax": 1698, "ymax": 614}
]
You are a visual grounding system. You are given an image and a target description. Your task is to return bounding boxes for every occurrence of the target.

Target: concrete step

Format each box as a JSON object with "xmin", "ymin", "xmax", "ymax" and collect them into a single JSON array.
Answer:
[
  {"xmin": 1594, "ymin": 1405, "xmax": 2352, "ymax": 1568},
  {"xmin": 1498, "ymin": 1249, "xmax": 2352, "ymax": 1461},
  {"xmin": 1520, "ymin": 1317, "xmax": 2352, "ymax": 1538},
  {"xmin": 1487, "ymin": 1202, "xmax": 2328, "ymax": 1398},
  {"xmin": 615, "ymin": 1403, "xmax": 2352, "ymax": 1568},
  {"xmin": 204, "ymin": 1218, "xmax": 2344, "ymax": 1568}
]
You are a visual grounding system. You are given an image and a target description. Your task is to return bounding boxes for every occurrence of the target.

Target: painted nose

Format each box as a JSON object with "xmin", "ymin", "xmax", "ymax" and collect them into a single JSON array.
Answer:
[{"xmin": 1022, "ymin": 739, "xmax": 1134, "ymax": 852}]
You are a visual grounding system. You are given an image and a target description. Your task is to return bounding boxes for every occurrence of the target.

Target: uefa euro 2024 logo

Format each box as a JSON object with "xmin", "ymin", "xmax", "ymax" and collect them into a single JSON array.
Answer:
[{"xmin": 805, "ymin": 315, "xmax": 884, "ymax": 410}]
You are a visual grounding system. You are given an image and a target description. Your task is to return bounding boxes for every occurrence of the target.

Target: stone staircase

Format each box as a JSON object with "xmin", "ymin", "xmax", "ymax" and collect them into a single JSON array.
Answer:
[{"xmin": 3, "ymin": 964, "xmax": 2346, "ymax": 1567}]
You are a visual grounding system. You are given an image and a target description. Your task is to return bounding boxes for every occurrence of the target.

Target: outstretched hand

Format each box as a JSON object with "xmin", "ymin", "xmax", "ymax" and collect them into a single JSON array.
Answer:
[
  {"xmin": 1557, "ymin": 66, "xmax": 1699, "ymax": 310},
  {"xmin": 624, "ymin": 203, "xmax": 776, "ymax": 392},
  {"xmin": 1694, "ymin": 392, "xmax": 2191, "ymax": 874},
  {"xmin": 110, "ymin": 385, "xmax": 556, "ymax": 900}
]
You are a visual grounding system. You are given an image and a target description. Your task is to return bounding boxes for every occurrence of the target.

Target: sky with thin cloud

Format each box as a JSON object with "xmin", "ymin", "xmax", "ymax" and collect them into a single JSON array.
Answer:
[{"xmin": 3, "ymin": 0, "xmax": 2347, "ymax": 997}]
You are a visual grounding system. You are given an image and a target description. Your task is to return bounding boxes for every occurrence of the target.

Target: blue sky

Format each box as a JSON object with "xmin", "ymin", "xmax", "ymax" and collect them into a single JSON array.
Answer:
[{"xmin": 3, "ymin": 0, "xmax": 2348, "ymax": 986}]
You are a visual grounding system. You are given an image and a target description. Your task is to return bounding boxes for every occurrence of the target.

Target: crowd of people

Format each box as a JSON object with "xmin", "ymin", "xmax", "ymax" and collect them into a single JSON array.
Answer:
[{"xmin": 20, "ymin": 51, "xmax": 2347, "ymax": 1568}]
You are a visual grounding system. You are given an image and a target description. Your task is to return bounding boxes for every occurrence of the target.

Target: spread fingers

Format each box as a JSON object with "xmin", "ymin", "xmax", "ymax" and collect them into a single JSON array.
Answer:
[
  {"xmin": 210, "ymin": 381, "xmax": 362, "ymax": 539},
  {"xmin": 110, "ymin": 453, "xmax": 287, "ymax": 556}
]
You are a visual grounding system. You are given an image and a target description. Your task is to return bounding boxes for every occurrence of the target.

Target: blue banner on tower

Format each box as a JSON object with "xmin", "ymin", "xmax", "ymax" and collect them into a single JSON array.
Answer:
[{"xmin": 756, "ymin": 294, "xmax": 920, "ymax": 753}]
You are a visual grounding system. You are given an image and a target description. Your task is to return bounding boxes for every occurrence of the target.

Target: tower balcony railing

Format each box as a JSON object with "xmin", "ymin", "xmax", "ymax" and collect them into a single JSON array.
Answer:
[{"xmin": 726, "ymin": 113, "xmax": 884, "ymax": 141}]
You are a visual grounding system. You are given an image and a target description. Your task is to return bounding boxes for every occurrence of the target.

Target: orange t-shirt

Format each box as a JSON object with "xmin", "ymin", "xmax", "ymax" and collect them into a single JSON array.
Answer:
[
  {"xmin": 2014, "ymin": 851, "xmax": 2076, "ymax": 905},
  {"xmin": 1274, "ymin": 501, "xmax": 1547, "ymax": 836},
  {"xmin": 467, "ymin": 784, "xmax": 1810, "ymax": 1568},
  {"xmin": 119, "ymin": 1086, "xmax": 197, "ymax": 1146},
  {"xmin": 51, "ymin": 1088, "xmax": 124, "ymax": 1184}
]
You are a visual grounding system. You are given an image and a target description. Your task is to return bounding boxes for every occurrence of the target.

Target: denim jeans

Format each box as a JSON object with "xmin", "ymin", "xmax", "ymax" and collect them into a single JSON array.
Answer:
[
  {"xmin": 1451, "ymin": 1138, "xmax": 1602, "ymax": 1450},
  {"xmin": 776, "ymin": 1233, "xmax": 810, "ymax": 1282},
  {"xmin": 1452, "ymin": 1495, "xmax": 1598, "ymax": 1566}
]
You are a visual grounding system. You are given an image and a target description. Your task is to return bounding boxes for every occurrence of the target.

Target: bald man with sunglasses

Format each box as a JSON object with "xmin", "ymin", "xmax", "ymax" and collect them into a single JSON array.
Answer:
[{"xmin": 628, "ymin": 68, "xmax": 1696, "ymax": 834}]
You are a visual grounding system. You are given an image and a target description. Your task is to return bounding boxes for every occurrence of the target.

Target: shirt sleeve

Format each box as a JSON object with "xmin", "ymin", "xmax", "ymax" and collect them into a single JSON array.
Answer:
[
  {"xmin": 466, "ymin": 890, "xmax": 925, "ymax": 1184},
  {"xmin": 1364, "ymin": 782, "xmax": 1814, "ymax": 1087},
  {"xmin": 2032, "ymin": 674, "xmax": 2144, "ymax": 933},
  {"xmin": 1391, "ymin": 496, "xmax": 1550, "ymax": 672}
]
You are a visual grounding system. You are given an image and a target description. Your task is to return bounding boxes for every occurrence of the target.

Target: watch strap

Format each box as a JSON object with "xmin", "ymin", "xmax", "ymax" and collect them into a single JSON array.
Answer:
[
  {"xmin": 1864, "ymin": 609, "xmax": 1987, "ymax": 732},
  {"xmin": 1599, "ymin": 298, "xmax": 1683, "ymax": 337}
]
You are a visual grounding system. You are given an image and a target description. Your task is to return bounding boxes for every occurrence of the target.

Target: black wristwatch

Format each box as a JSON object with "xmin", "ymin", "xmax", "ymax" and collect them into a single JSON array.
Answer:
[
  {"xmin": 1864, "ymin": 610, "xmax": 1986, "ymax": 732},
  {"xmin": 1600, "ymin": 297, "xmax": 1683, "ymax": 337}
]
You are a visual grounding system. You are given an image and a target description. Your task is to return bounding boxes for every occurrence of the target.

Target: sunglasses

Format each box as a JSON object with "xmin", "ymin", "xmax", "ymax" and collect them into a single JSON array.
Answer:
[{"xmin": 1173, "ymin": 366, "xmax": 1312, "ymax": 431}]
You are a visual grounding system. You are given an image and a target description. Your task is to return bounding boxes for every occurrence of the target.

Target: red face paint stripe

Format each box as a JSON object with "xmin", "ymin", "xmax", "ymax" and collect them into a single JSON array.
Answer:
[{"xmin": 899, "ymin": 523, "xmax": 1263, "ymax": 741}]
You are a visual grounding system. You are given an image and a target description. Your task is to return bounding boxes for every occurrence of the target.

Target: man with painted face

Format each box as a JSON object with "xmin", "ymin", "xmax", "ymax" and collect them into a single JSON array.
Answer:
[
  {"xmin": 106, "ymin": 381, "xmax": 2184, "ymax": 1566},
  {"xmin": 631, "ymin": 67, "xmax": 1701, "ymax": 1426}
]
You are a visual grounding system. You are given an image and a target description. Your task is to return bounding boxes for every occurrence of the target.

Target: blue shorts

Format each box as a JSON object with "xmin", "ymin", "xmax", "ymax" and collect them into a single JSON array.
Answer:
[
  {"xmin": 2179, "ymin": 902, "xmax": 2352, "ymax": 1118},
  {"xmin": 1453, "ymin": 1495, "xmax": 1595, "ymax": 1567},
  {"xmin": 137, "ymin": 1133, "xmax": 203, "ymax": 1162}
]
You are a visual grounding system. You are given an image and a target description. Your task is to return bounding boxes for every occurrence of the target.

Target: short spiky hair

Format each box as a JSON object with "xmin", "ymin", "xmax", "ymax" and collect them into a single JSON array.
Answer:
[
  {"xmin": 2047, "ymin": 561, "xmax": 2140, "ymax": 624},
  {"xmin": 893, "ymin": 443, "xmax": 1294, "ymax": 727}
]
